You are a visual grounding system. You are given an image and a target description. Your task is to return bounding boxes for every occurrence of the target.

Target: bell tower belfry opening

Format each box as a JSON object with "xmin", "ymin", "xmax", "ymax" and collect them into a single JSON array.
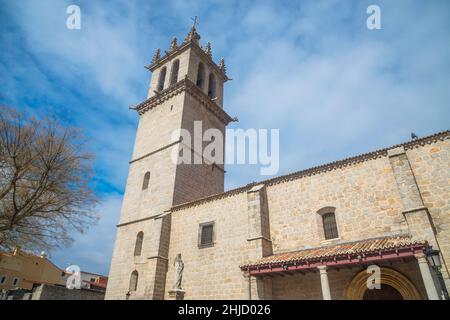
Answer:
[{"xmin": 105, "ymin": 23, "xmax": 234, "ymax": 300}]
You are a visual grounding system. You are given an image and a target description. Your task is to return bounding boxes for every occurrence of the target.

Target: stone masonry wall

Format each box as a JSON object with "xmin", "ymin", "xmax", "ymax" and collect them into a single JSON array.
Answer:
[
  {"xmin": 32, "ymin": 284, "xmax": 104, "ymax": 300},
  {"xmin": 107, "ymin": 45, "xmax": 230, "ymax": 299},
  {"xmin": 406, "ymin": 139, "xmax": 450, "ymax": 281},
  {"xmin": 266, "ymin": 155, "xmax": 407, "ymax": 254},
  {"xmin": 167, "ymin": 193, "xmax": 251, "ymax": 299},
  {"xmin": 166, "ymin": 135, "xmax": 449, "ymax": 299},
  {"xmin": 172, "ymin": 92, "xmax": 226, "ymax": 206},
  {"xmin": 106, "ymin": 93, "xmax": 185, "ymax": 299}
]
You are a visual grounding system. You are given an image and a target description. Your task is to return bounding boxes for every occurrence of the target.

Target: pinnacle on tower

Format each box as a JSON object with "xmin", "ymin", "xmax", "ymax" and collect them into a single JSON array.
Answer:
[
  {"xmin": 219, "ymin": 58, "xmax": 227, "ymax": 75},
  {"xmin": 204, "ymin": 41, "xmax": 212, "ymax": 58},
  {"xmin": 170, "ymin": 37, "xmax": 178, "ymax": 51},
  {"xmin": 151, "ymin": 48, "xmax": 161, "ymax": 64}
]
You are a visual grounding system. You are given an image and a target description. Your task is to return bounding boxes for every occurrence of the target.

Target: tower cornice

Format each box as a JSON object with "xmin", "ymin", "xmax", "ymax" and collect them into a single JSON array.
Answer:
[{"xmin": 134, "ymin": 77, "xmax": 234, "ymax": 125}]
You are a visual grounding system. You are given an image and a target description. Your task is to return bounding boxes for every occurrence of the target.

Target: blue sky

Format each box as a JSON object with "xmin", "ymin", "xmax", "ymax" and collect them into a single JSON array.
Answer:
[{"xmin": 1, "ymin": 0, "xmax": 449, "ymax": 275}]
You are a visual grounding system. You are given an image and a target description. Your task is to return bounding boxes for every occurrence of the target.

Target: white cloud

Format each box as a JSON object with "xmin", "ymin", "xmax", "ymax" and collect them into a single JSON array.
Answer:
[
  {"xmin": 225, "ymin": 0, "xmax": 450, "ymax": 177},
  {"xmin": 6, "ymin": 0, "xmax": 150, "ymax": 107}
]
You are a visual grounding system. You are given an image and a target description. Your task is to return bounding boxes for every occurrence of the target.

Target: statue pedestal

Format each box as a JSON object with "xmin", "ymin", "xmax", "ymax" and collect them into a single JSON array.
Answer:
[{"xmin": 168, "ymin": 289, "xmax": 185, "ymax": 300}]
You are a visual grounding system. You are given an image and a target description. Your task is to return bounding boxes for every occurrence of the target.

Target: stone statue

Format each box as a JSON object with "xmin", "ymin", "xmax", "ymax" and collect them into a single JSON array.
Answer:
[{"xmin": 174, "ymin": 253, "xmax": 184, "ymax": 290}]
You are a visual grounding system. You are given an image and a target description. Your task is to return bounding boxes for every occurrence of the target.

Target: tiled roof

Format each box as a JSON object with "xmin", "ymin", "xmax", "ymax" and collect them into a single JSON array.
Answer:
[{"xmin": 240, "ymin": 236, "xmax": 428, "ymax": 269}]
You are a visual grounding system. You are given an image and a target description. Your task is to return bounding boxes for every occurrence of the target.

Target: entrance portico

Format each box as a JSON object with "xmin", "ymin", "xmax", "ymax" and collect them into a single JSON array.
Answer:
[{"xmin": 241, "ymin": 236, "xmax": 441, "ymax": 300}]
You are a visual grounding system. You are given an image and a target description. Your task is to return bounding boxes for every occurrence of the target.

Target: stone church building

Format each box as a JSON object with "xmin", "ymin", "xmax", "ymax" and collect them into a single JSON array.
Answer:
[{"xmin": 105, "ymin": 26, "xmax": 450, "ymax": 300}]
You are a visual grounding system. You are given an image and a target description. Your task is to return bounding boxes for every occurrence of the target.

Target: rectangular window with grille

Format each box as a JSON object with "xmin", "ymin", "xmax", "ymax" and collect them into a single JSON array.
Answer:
[
  {"xmin": 322, "ymin": 212, "xmax": 339, "ymax": 240},
  {"xmin": 199, "ymin": 222, "xmax": 214, "ymax": 248}
]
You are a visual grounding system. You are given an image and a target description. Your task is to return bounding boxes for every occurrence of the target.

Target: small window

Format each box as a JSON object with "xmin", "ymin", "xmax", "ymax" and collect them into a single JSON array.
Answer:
[
  {"xmin": 129, "ymin": 270, "xmax": 138, "ymax": 292},
  {"xmin": 157, "ymin": 67, "xmax": 167, "ymax": 91},
  {"xmin": 0, "ymin": 275, "xmax": 6, "ymax": 284},
  {"xmin": 208, "ymin": 73, "xmax": 216, "ymax": 98},
  {"xmin": 199, "ymin": 222, "xmax": 214, "ymax": 248},
  {"xmin": 322, "ymin": 212, "xmax": 339, "ymax": 240},
  {"xmin": 134, "ymin": 231, "xmax": 144, "ymax": 256},
  {"xmin": 142, "ymin": 172, "xmax": 150, "ymax": 190},
  {"xmin": 170, "ymin": 59, "xmax": 180, "ymax": 85},
  {"xmin": 12, "ymin": 277, "xmax": 19, "ymax": 287},
  {"xmin": 196, "ymin": 63, "xmax": 205, "ymax": 89}
]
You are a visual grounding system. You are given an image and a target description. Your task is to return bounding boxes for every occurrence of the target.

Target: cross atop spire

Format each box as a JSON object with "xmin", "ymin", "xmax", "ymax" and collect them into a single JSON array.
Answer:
[
  {"xmin": 184, "ymin": 18, "xmax": 201, "ymax": 44},
  {"xmin": 191, "ymin": 16, "xmax": 199, "ymax": 29}
]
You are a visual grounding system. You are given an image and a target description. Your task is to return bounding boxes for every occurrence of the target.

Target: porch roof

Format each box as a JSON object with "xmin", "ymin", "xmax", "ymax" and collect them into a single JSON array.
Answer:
[{"xmin": 240, "ymin": 236, "xmax": 428, "ymax": 276}]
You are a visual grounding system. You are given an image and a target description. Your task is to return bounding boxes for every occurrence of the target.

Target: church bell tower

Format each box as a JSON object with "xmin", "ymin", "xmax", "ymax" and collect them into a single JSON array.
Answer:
[{"xmin": 105, "ymin": 23, "xmax": 233, "ymax": 299}]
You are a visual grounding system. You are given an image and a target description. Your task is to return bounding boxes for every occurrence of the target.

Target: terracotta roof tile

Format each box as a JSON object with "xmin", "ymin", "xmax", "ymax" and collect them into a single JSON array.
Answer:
[{"xmin": 240, "ymin": 236, "xmax": 427, "ymax": 269}]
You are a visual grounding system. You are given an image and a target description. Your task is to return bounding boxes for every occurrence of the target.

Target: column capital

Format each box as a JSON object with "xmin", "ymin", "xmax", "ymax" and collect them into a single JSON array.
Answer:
[
  {"xmin": 415, "ymin": 252, "xmax": 427, "ymax": 261},
  {"xmin": 317, "ymin": 265, "xmax": 327, "ymax": 272},
  {"xmin": 415, "ymin": 253, "xmax": 440, "ymax": 300},
  {"xmin": 318, "ymin": 265, "xmax": 331, "ymax": 300}
]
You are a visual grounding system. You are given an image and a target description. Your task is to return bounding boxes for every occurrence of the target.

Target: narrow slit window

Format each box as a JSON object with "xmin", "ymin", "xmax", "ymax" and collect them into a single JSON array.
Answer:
[
  {"xmin": 129, "ymin": 270, "xmax": 138, "ymax": 292},
  {"xmin": 157, "ymin": 67, "xmax": 167, "ymax": 91},
  {"xmin": 134, "ymin": 232, "xmax": 144, "ymax": 256},
  {"xmin": 142, "ymin": 172, "xmax": 150, "ymax": 190},
  {"xmin": 208, "ymin": 73, "xmax": 216, "ymax": 98},
  {"xmin": 170, "ymin": 60, "xmax": 180, "ymax": 85},
  {"xmin": 196, "ymin": 63, "xmax": 205, "ymax": 89}
]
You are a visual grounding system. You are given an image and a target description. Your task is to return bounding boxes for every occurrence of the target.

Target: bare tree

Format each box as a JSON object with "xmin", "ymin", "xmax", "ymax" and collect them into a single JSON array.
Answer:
[{"xmin": 0, "ymin": 105, "xmax": 98, "ymax": 252}]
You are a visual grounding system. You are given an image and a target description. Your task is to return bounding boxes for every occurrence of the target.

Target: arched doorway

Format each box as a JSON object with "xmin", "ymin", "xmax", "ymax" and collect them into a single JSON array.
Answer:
[
  {"xmin": 346, "ymin": 267, "xmax": 422, "ymax": 300},
  {"xmin": 363, "ymin": 284, "xmax": 404, "ymax": 300}
]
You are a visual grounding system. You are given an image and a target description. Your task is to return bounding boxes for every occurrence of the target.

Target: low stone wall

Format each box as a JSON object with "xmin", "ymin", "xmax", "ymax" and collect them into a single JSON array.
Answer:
[{"xmin": 31, "ymin": 284, "xmax": 105, "ymax": 300}]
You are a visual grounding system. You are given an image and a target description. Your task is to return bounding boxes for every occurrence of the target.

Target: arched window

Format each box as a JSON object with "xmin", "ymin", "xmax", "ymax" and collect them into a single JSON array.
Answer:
[
  {"xmin": 170, "ymin": 60, "xmax": 180, "ymax": 85},
  {"xmin": 208, "ymin": 73, "xmax": 216, "ymax": 98},
  {"xmin": 196, "ymin": 63, "xmax": 205, "ymax": 89},
  {"xmin": 142, "ymin": 172, "xmax": 150, "ymax": 190},
  {"xmin": 317, "ymin": 207, "xmax": 339, "ymax": 240},
  {"xmin": 134, "ymin": 232, "xmax": 144, "ymax": 256},
  {"xmin": 157, "ymin": 67, "xmax": 167, "ymax": 91},
  {"xmin": 322, "ymin": 212, "xmax": 339, "ymax": 240},
  {"xmin": 129, "ymin": 270, "xmax": 138, "ymax": 292}
]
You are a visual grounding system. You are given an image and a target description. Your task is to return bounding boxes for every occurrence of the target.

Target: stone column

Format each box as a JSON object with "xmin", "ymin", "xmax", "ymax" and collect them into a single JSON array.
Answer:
[
  {"xmin": 318, "ymin": 265, "xmax": 331, "ymax": 300},
  {"xmin": 247, "ymin": 275, "xmax": 252, "ymax": 300},
  {"xmin": 248, "ymin": 276, "xmax": 272, "ymax": 300},
  {"xmin": 415, "ymin": 253, "xmax": 440, "ymax": 300}
]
